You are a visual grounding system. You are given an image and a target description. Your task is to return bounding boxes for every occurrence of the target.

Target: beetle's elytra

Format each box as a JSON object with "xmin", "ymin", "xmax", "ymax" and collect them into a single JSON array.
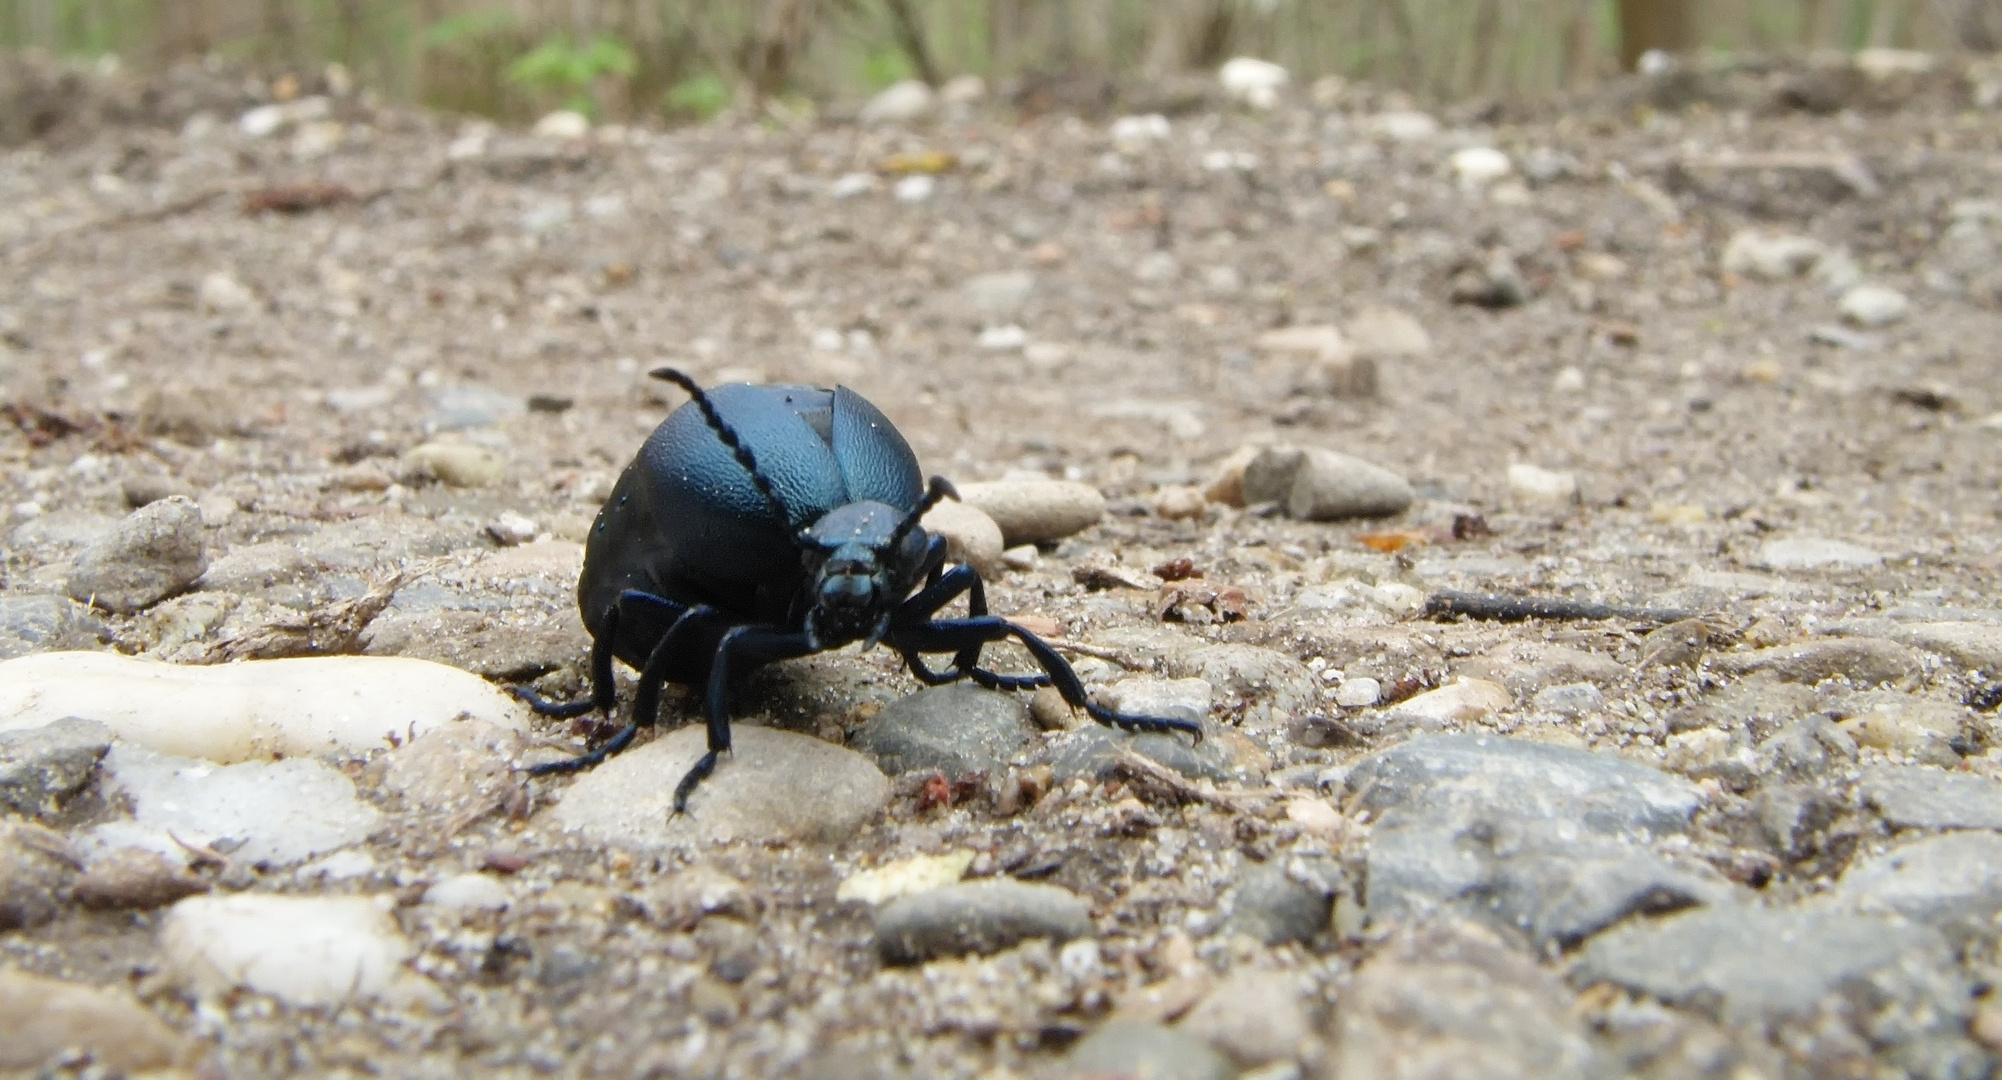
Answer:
[{"xmin": 514, "ymin": 368, "xmax": 1200, "ymax": 811}]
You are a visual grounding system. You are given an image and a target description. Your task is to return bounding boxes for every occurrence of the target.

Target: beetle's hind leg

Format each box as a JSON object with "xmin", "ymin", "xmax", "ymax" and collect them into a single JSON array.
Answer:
[
  {"xmin": 526, "ymin": 598, "xmax": 711, "ymax": 777},
  {"xmin": 885, "ymin": 616, "xmax": 1203, "ymax": 740}
]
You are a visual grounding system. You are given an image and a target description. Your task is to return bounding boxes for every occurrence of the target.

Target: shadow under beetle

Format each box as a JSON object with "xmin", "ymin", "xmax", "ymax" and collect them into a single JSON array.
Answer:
[{"xmin": 514, "ymin": 368, "xmax": 1200, "ymax": 811}]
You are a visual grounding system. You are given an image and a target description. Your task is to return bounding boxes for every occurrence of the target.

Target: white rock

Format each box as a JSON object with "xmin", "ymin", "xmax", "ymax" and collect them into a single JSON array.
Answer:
[
  {"xmin": 487, "ymin": 511, "xmax": 539, "ymax": 546},
  {"xmin": 964, "ymin": 270, "xmax": 1035, "ymax": 316},
  {"xmin": 860, "ymin": 79, "xmax": 937, "ymax": 125},
  {"xmin": 1855, "ymin": 48, "xmax": 1934, "ymax": 79},
  {"xmin": 1754, "ymin": 537, "xmax": 1885, "ymax": 571},
  {"xmin": 87, "ymin": 745, "xmax": 380, "ymax": 867},
  {"xmin": 1387, "ymin": 678, "xmax": 1512, "ymax": 724},
  {"xmin": 1336, "ymin": 678, "xmax": 1382, "ymax": 708},
  {"xmin": 0, "ymin": 652, "xmax": 527, "ymax": 763},
  {"xmin": 893, "ymin": 175, "xmax": 935, "ymax": 203},
  {"xmin": 198, "ymin": 272, "xmax": 255, "ymax": 313},
  {"xmin": 978, "ymin": 325, "xmax": 1027, "ymax": 351},
  {"xmin": 1111, "ymin": 114, "xmax": 1171, "ymax": 153},
  {"xmin": 1345, "ymin": 306, "xmax": 1432, "ymax": 357},
  {"xmin": 1839, "ymin": 284, "xmax": 1909, "ymax": 327},
  {"xmin": 1721, "ymin": 229, "xmax": 1827, "ymax": 280},
  {"xmin": 829, "ymin": 172, "xmax": 878, "ymax": 199},
  {"xmin": 532, "ymin": 110, "xmax": 590, "ymax": 139},
  {"xmin": 921, "ymin": 500, "xmax": 1005, "ymax": 578},
  {"xmin": 837, "ymin": 851, "xmax": 974, "ymax": 906},
  {"xmin": 423, "ymin": 872, "xmax": 511, "ymax": 912},
  {"xmin": 1256, "ymin": 325, "xmax": 1351, "ymax": 359},
  {"xmin": 237, "ymin": 104, "xmax": 287, "ymax": 138},
  {"xmin": 1451, "ymin": 147, "xmax": 1513, "ymax": 187},
  {"xmin": 162, "ymin": 894, "xmax": 421, "ymax": 1007},
  {"xmin": 1133, "ymin": 251, "xmax": 1180, "ymax": 283},
  {"xmin": 1507, "ymin": 463, "xmax": 1580, "ymax": 504},
  {"xmin": 1219, "ymin": 58, "xmax": 1289, "ymax": 109},
  {"xmin": 1371, "ymin": 110, "xmax": 1440, "ymax": 142},
  {"xmin": 939, "ymin": 75, "xmax": 986, "ymax": 105},
  {"xmin": 1101, "ymin": 677, "xmax": 1214, "ymax": 719}
]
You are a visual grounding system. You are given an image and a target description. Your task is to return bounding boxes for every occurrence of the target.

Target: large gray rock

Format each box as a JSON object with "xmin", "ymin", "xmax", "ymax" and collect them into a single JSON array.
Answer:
[
  {"xmin": 1831, "ymin": 831, "xmax": 2002, "ymax": 942},
  {"xmin": 0, "ymin": 821, "xmax": 76, "ymax": 931},
  {"xmin": 65, "ymin": 496, "xmax": 208, "ymax": 614},
  {"xmin": 0, "ymin": 594, "xmax": 106, "ymax": 659},
  {"xmin": 873, "ymin": 879, "xmax": 1092, "ymax": 965},
  {"xmin": 1329, "ymin": 920, "xmax": 1607, "ymax": 1080},
  {"xmin": 549, "ymin": 725, "xmax": 888, "ymax": 850},
  {"xmin": 1224, "ymin": 857, "xmax": 1342, "ymax": 945},
  {"xmin": 849, "ymin": 685, "xmax": 1036, "ymax": 778},
  {"xmin": 1859, "ymin": 765, "xmax": 2002, "ymax": 831},
  {"xmin": 1576, "ymin": 906, "xmax": 1982, "ymax": 1077},
  {"xmin": 0, "ymin": 717, "xmax": 111, "ymax": 818}
]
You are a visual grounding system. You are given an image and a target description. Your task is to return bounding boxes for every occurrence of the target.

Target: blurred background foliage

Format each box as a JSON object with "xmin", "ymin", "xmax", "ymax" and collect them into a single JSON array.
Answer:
[{"xmin": 0, "ymin": 0, "xmax": 1997, "ymax": 121}]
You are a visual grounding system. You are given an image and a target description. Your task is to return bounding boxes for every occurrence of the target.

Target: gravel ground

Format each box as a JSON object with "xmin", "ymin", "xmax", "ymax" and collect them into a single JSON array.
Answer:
[{"xmin": 2, "ymin": 56, "xmax": 2002, "ymax": 1080}]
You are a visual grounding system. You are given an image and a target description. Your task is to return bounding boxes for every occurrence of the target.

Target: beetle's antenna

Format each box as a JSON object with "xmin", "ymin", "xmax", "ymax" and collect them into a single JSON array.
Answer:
[
  {"xmin": 888, "ymin": 476, "xmax": 958, "ymax": 552},
  {"xmin": 650, "ymin": 367, "xmax": 797, "ymax": 532}
]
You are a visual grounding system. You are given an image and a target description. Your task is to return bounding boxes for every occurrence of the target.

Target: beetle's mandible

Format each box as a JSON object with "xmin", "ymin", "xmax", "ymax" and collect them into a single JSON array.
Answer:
[{"xmin": 513, "ymin": 368, "xmax": 1201, "ymax": 812}]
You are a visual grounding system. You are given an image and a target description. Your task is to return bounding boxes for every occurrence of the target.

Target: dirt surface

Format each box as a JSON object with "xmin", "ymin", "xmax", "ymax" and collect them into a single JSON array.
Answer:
[{"xmin": 2, "ymin": 58, "xmax": 2002, "ymax": 1079}]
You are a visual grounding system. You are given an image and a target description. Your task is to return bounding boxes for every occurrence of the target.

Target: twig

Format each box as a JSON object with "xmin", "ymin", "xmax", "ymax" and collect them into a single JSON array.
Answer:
[
  {"xmin": 1111, "ymin": 748, "xmax": 1267, "ymax": 815},
  {"xmin": 1045, "ymin": 638, "xmax": 1152, "ymax": 671},
  {"xmin": 1425, "ymin": 590, "xmax": 1697, "ymax": 625}
]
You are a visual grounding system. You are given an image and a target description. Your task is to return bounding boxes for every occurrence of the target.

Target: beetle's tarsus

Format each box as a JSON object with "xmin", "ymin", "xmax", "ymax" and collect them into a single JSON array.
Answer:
[
  {"xmin": 672, "ymin": 749, "xmax": 724, "ymax": 814},
  {"xmin": 508, "ymin": 685, "xmax": 600, "ymax": 719},
  {"xmin": 526, "ymin": 720, "xmax": 642, "ymax": 776}
]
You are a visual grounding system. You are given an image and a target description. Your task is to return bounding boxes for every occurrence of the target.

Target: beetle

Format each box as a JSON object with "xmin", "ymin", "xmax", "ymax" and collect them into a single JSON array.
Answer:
[{"xmin": 514, "ymin": 368, "xmax": 1200, "ymax": 811}]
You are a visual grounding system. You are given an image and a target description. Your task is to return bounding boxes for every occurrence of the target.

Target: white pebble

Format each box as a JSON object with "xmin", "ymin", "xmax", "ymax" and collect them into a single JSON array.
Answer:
[
  {"xmin": 894, "ymin": 175, "xmax": 935, "ymax": 203},
  {"xmin": 162, "ymin": 894, "xmax": 423, "ymax": 1007},
  {"xmin": 0, "ymin": 652, "xmax": 527, "ymax": 763},
  {"xmin": 1838, "ymin": 284, "xmax": 1909, "ymax": 327},
  {"xmin": 1111, "ymin": 114, "xmax": 1171, "ymax": 152},
  {"xmin": 532, "ymin": 110, "xmax": 590, "ymax": 139},
  {"xmin": 486, "ymin": 511, "xmax": 539, "ymax": 546},
  {"xmin": 87, "ymin": 745, "xmax": 380, "ymax": 867},
  {"xmin": 1507, "ymin": 463, "xmax": 1580, "ymax": 504},
  {"xmin": 836, "ymin": 851, "xmax": 974, "ymax": 906},
  {"xmin": 1335, "ymin": 678, "xmax": 1382, "ymax": 708},
  {"xmin": 1451, "ymin": 147, "xmax": 1513, "ymax": 187},
  {"xmin": 1387, "ymin": 678, "xmax": 1511, "ymax": 723},
  {"xmin": 977, "ymin": 324, "xmax": 1028, "ymax": 351},
  {"xmin": 1219, "ymin": 57, "xmax": 1289, "ymax": 109},
  {"xmin": 423, "ymin": 873, "xmax": 512, "ymax": 912}
]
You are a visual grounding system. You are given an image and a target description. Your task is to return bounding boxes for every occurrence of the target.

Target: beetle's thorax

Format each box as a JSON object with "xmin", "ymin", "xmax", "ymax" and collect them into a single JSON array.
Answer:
[{"xmin": 800, "ymin": 501, "xmax": 924, "ymax": 648}]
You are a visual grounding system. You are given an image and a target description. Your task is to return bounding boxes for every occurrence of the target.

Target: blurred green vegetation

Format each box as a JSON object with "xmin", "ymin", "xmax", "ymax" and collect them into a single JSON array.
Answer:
[{"xmin": 0, "ymin": 0, "xmax": 1977, "ymax": 123}]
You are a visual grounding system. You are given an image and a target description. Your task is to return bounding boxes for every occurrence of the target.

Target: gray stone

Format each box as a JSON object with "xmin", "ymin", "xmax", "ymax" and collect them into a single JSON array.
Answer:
[
  {"xmin": 1178, "ymin": 968, "xmax": 1310, "ymax": 1067},
  {"xmin": 424, "ymin": 385, "xmax": 525, "ymax": 431},
  {"xmin": 1241, "ymin": 446, "xmax": 1412, "ymax": 520},
  {"xmin": 0, "ymin": 594, "xmax": 107, "ymax": 659},
  {"xmin": 1225, "ymin": 857, "xmax": 1340, "ymax": 945},
  {"xmin": 0, "ymin": 821, "xmax": 76, "ymax": 931},
  {"xmin": 1532, "ymin": 682, "xmax": 1605, "ymax": 716},
  {"xmin": 1712, "ymin": 637, "xmax": 1921, "ymax": 686},
  {"xmin": 1859, "ymin": 765, "xmax": 2002, "ymax": 831},
  {"xmin": 65, "ymin": 496, "xmax": 208, "ymax": 614},
  {"xmin": 874, "ymin": 879, "xmax": 1092, "ymax": 964},
  {"xmin": 1575, "ymin": 906, "xmax": 1980, "ymax": 1075},
  {"xmin": 1752, "ymin": 715, "xmax": 1858, "ymax": 779},
  {"xmin": 1753, "ymin": 537, "xmax": 1883, "ymax": 571},
  {"xmin": 1163, "ymin": 644, "xmax": 1317, "ymax": 731},
  {"xmin": 549, "ymin": 725, "xmax": 888, "ymax": 850},
  {"xmin": 1329, "ymin": 920, "xmax": 1606, "ymax": 1080},
  {"xmin": 849, "ymin": 685, "xmax": 1037, "ymax": 778},
  {"xmin": 962, "ymin": 270, "xmax": 1035, "ymax": 318},
  {"xmin": 0, "ymin": 717, "xmax": 112, "ymax": 817},
  {"xmin": 1753, "ymin": 782, "xmax": 1843, "ymax": 860},
  {"xmin": 1831, "ymin": 831, "xmax": 2002, "ymax": 941},
  {"xmin": 1828, "ymin": 620, "xmax": 2002, "ymax": 674},
  {"xmin": 1061, "ymin": 1021, "xmax": 1235, "ymax": 1080},
  {"xmin": 8, "ymin": 511, "xmax": 119, "ymax": 552},
  {"xmin": 1344, "ymin": 734, "xmax": 1705, "ymax": 839},
  {"xmin": 1033, "ymin": 720, "xmax": 1252, "ymax": 784},
  {"xmin": 196, "ymin": 541, "xmax": 317, "ymax": 593},
  {"xmin": 955, "ymin": 480, "xmax": 1106, "ymax": 546}
]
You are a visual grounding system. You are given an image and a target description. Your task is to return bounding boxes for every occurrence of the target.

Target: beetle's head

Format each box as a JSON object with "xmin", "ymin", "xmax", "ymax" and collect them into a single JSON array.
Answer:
[{"xmin": 801, "ymin": 502, "xmax": 919, "ymax": 649}]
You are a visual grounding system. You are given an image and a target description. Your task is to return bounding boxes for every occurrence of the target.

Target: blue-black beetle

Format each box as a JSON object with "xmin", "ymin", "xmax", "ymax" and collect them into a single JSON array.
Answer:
[{"xmin": 516, "ymin": 368, "xmax": 1199, "ymax": 810}]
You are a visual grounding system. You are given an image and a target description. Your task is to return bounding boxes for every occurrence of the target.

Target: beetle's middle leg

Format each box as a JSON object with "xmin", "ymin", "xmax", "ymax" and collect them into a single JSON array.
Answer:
[
  {"xmin": 894, "ymin": 561, "xmax": 1050, "ymax": 692},
  {"xmin": 526, "ymin": 596, "xmax": 711, "ymax": 777},
  {"xmin": 511, "ymin": 590, "xmax": 691, "ymax": 717},
  {"xmin": 671, "ymin": 625, "xmax": 817, "ymax": 813}
]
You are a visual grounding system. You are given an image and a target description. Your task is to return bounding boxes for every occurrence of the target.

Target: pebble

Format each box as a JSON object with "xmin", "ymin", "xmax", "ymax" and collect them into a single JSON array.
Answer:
[
  {"xmin": 94, "ymin": 744, "xmax": 382, "ymax": 867},
  {"xmin": 0, "ymin": 969, "xmax": 191, "ymax": 1071},
  {"xmin": 1829, "ymin": 831, "xmax": 2002, "ymax": 935},
  {"xmin": 1035, "ymin": 718, "xmax": 1259, "ymax": 784},
  {"xmin": 531, "ymin": 110, "xmax": 590, "ymax": 138},
  {"xmin": 1506, "ymin": 462, "xmax": 1579, "ymax": 505},
  {"xmin": 920, "ymin": 500, "xmax": 1005, "ymax": 577},
  {"xmin": 893, "ymin": 175, "xmax": 935, "ymax": 202},
  {"xmin": 837, "ymin": 850, "xmax": 974, "ymax": 906},
  {"xmin": 422, "ymin": 872, "xmax": 512, "ymax": 913},
  {"xmin": 1530, "ymin": 682, "xmax": 1604, "ymax": 716},
  {"xmin": 65, "ymin": 495, "xmax": 207, "ymax": 614},
  {"xmin": 198, "ymin": 270, "xmax": 257, "ymax": 312},
  {"xmin": 956, "ymin": 480, "xmax": 1106, "ymax": 546},
  {"xmin": 1201, "ymin": 445, "xmax": 1264, "ymax": 506},
  {"xmin": 1838, "ymin": 698, "xmax": 1965, "ymax": 762},
  {"xmin": 1335, "ymin": 677, "xmax": 1381, "ymax": 707},
  {"xmin": 850, "ymin": 685, "xmax": 1037, "ymax": 778},
  {"xmin": 1450, "ymin": 146, "xmax": 1512, "ymax": 187},
  {"xmin": 1330, "ymin": 920, "xmax": 1605, "ymax": 1080},
  {"xmin": 1859, "ymin": 765, "xmax": 2002, "ymax": 830},
  {"xmin": 1226, "ymin": 858, "xmax": 1340, "ymax": 945},
  {"xmin": 1110, "ymin": 113, "xmax": 1171, "ymax": 152},
  {"xmin": 1712, "ymin": 637, "xmax": 1920, "ymax": 686},
  {"xmin": 859, "ymin": 79, "xmax": 936, "ymax": 125},
  {"xmin": 874, "ymin": 878, "xmax": 1092, "ymax": 964},
  {"xmin": 1384, "ymin": 677, "xmax": 1511, "ymax": 725},
  {"xmin": 487, "ymin": 510, "xmax": 539, "ymax": 546},
  {"xmin": 73, "ymin": 846, "xmax": 208, "ymax": 909},
  {"xmin": 1754, "ymin": 536, "xmax": 1884, "ymax": 570},
  {"xmin": 0, "ymin": 652, "xmax": 527, "ymax": 762},
  {"xmin": 1448, "ymin": 251, "xmax": 1529, "ymax": 308},
  {"xmin": 1721, "ymin": 229, "xmax": 1827, "ymax": 279},
  {"xmin": 381, "ymin": 718, "xmax": 524, "ymax": 817},
  {"xmin": 1165, "ymin": 645, "xmax": 1315, "ymax": 730},
  {"xmin": 1256, "ymin": 324, "xmax": 1350, "ymax": 358},
  {"xmin": 1099, "ymin": 676, "xmax": 1212, "ymax": 723},
  {"xmin": 1219, "ymin": 57, "xmax": 1289, "ymax": 109},
  {"xmin": 1062, "ymin": 1020, "xmax": 1235, "ymax": 1080},
  {"xmin": 195, "ymin": 540, "xmax": 316, "ymax": 592},
  {"xmin": 1575, "ymin": 906, "xmax": 1976, "ymax": 1068},
  {"xmin": 1344, "ymin": 305, "xmax": 1432, "ymax": 357},
  {"xmin": 0, "ymin": 593, "xmax": 105, "ymax": 659},
  {"xmin": 1346, "ymin": 734, "xmax": 1704, "ymax": 834},
  {"xmin": 1371, "ymin": 109, "xmax": 1440, "ymax": 141},
  {"xmin": 1829, "ymin": 619, "xmax": 2002, "ymax": 674},
  {"xmin": 1839, "ymin": 283, "xmax": 1910, "ymax": 327},
  {"xmin": 403, "ymin": 441, "xmax": 506, "ymax": 487},
  {"xmin": 0, "ymin": 821, "xmax": 75, "ymax": 930},
  {"xmin": 963, "ymin": 269, "xmax": 1035, "ymax": 317},
  {"xmin": 1241, "ymin": 446, "xmax": 1412, "ymax": 520},
  {"xmin": 162, "ymin": 893, "xmax": 424, "ymax": 1007},
  {"xmin": 0, "ymin": 715, "xmax": 111, "ymax": 817},
  {"xmin": 550, "ymin": 724, "xmax": 889, "ymax": 849},
  {"xmin": 1178, "ymin": 968, "xmax": 1310, "ymax": 1066}
]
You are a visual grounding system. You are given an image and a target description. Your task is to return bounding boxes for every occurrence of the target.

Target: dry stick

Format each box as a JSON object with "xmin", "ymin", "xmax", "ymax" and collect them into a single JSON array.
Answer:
[
  {"xmin": 1424, "ymin": 590, "xmax": 1698, "ymax": 625},
  {"xmin": 1044, "ymin": 638, "xmax": 1151, "ymax": 671},
  {"xmin": 1111, "ymin": 748, "xmax": 1267, "ymax": 815}
]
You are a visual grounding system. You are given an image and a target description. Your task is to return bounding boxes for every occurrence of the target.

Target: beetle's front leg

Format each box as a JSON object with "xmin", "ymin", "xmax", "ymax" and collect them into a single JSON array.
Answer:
[
  {"xmin": 672, "ymin": 625, "xmax": 818, "ymax": 814},
  {"xmin": 892, "ymin": 560, "xmax": 1051, "ymax": 691}
]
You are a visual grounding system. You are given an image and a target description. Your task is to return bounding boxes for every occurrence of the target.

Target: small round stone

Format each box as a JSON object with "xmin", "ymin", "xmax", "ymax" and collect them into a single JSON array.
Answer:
[
  {"xmin": 874, "ymin": 879, "xmax": 1093, "ymax": 964},
  {"xmin": 957, "ymin": 480, "xmax": 1107, "ymax": 546},
  {"xmin": 66, "ymin": 496, "xmax": 208, "ymax": 614}
]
